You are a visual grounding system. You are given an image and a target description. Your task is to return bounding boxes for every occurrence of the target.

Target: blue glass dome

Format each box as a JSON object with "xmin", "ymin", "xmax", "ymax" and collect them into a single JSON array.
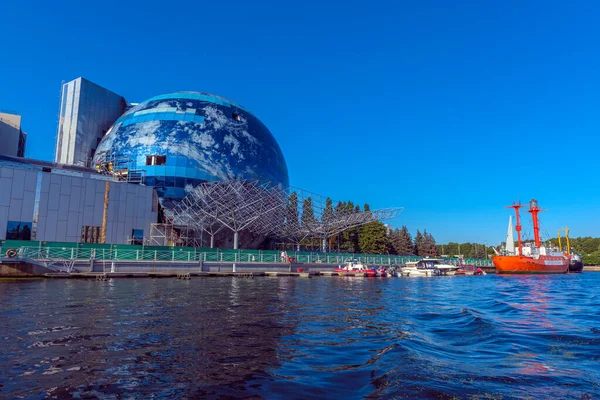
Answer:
[{"xmin": 93, "ymin": 92, "xmax": 289, "ymax": 205}]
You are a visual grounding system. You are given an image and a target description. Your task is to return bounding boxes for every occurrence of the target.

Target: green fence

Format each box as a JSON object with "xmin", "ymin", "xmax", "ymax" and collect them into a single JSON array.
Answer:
[{"xmin": 0, "ymin": 240, "xmax": 494, "ymax": 266}]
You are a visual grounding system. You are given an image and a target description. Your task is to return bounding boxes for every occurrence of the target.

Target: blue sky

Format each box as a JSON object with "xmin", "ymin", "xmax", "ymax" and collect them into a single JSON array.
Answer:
[{"xmin": 1, "ymin": 0, "xmax": 599, "ymax": 245}]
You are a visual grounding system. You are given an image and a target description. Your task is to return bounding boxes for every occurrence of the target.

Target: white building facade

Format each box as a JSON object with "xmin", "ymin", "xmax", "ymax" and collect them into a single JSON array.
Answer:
[{"xmin": 0, "ymin": 156, "xmax": 157, "ymax": 244}]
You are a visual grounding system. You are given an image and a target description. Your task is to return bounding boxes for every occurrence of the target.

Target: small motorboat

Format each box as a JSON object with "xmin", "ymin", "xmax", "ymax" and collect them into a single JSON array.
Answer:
[
  {"xmin": 400, "ymin": 258, "xmax": 459, "ymax": 277},
  {"xmin": 335, "ymin": 259, "xmax": 377, "ymax": 277},
  {"xmin": 454, "ymin": 256, "xmax": 486, "ymax": 276},
  {"xmin": 455, "ymin": 265, "xmax": 486, "ymax": 276}
]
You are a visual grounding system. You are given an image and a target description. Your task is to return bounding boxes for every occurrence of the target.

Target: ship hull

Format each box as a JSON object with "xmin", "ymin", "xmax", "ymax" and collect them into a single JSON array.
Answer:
[
  {"xmin": 492, "ymin": 255, "xmax": 569, "ymax": 274},
  {"xmin": 569, "ymin": 260, "xmax": 584, "ymax": 273}
]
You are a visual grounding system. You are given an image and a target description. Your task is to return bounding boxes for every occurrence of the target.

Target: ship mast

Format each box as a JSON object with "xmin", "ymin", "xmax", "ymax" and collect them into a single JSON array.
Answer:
[
  {"xmin": 558, "ymin": 228, "xmax": 562, "ymax": 251},
  {"xmin": 507, "ymin": 202, "xmax": 523, "ymax": 256},
  {"xmin": 527, "ymin": 199, "xmax": 543, "ymax": 248}
]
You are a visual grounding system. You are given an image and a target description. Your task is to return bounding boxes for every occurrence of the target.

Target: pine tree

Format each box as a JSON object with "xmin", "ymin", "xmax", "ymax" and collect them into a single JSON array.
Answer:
[
  {"xmin": 287, "ymin": 192, "xmax": 299, "ymax": 227},
  {"xmin": 334, "ymin": 200, "xmax": 345, "ymax": 214},
  {"xmin": 359, "ymin": 221, "xmax": 388, "ymax": 254},
  {"xmin": 323, "ymin": 197, "xmax": 334, "ymax": 223},
  {"xmin": 301, "ymin": 197, "xmax": 315, "ymax": 228},
  {"xmin": 339, "ymin": 201, "xmax": 360, "ymax": 252},
  {"xmin": 422, "ymin": 230, "xmax": 437, "ymax": 256},
  {"xmin": 393, "ymin": 226, "xmax": 413, "ymax": 255},
  {"xmin": 389, "ymin": 228, "xmax": 401, "ymax": 255},
  {"xmin": 414, "ymin": 230, "xmax": 424, "ymax": 256}
]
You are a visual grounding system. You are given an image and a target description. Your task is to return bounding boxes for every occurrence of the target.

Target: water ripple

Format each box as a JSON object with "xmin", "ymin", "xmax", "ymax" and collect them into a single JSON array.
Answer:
[{"xmin": 0, "ymin": 274, "xmax": 599, "ymax": 399}]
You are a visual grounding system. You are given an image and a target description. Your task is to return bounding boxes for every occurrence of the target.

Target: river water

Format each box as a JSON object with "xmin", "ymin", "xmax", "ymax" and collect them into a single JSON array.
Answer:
[{"xmin": 1, "ymin": 274, "xmax": 599, "ymax": 399}]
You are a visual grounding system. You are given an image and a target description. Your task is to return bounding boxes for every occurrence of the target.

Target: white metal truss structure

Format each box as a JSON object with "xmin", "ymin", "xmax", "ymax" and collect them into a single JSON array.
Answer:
[
  {"xmin": 148, "ymin": 223, "xmax": 201, "ymax": 247},
  {"xmin": 272, "ymin": 186, "xmax": 402, "ymax": 250},
  {"xmin": 169, "ymin": 180, "xmax": 403, "ymax": 250}
]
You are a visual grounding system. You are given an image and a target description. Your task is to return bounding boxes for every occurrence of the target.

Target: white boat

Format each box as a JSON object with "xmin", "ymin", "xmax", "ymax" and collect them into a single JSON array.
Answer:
[
  {"xmin": 335, "ymin": 259, "xmax": 378, "ymax": 276},
  {"xmin": 400, "ymin": 258, "xmax": 459, "ymax": 277}
]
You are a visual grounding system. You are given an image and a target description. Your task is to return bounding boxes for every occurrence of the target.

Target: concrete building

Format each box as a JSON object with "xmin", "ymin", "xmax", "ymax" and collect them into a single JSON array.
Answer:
[
  {"xmin": 0, "ymin": 112, "xmax": 27, "ymax": 157},
  {"xmin": 55, "ymin": 78, "xmax": 127, "ymax": 167},
  {"xmin": 0, "ymin": 155, "xmax": 157, "ymax": 244}
]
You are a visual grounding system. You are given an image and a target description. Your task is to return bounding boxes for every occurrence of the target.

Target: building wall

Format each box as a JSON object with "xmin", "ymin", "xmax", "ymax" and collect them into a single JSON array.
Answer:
[
  {"xmin": 55, "ymin": 78, "xmax": 126, "ymax": 167},
  {"xmin": 0, "ymin": 164, "xmax": 157, "ymax": 244},
  {"xmin": 0, "ymin": 113, "xmax": 24, "ymax": 157}
]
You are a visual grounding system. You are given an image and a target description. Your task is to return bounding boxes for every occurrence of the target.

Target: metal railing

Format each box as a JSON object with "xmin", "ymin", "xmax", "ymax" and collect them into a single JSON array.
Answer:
[{"xmin": 1, "ymin": 245, "xmax": 494, "ymax": 266}]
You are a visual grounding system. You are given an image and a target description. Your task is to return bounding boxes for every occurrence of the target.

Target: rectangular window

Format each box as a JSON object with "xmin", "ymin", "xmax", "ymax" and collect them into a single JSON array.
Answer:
[
  {"xmin": 81, "ymin": 226, "xmax": 101, "ymax": 243},
  {"xmin": 6, "ymin": 221, "xmax": 32, "ymax": 240},
  {"xmin": 146, "ymin": 155, "xmax": 167, "ymax": 166},
  {"xmin": 131, "ymin": 229, "xmax": 144, "ymax": 245}
]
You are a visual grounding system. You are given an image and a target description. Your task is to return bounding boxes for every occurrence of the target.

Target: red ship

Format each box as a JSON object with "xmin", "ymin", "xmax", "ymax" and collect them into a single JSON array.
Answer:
[{"xmin": 492, "ymin": 199, "xmax": 570, "ymax": 274}]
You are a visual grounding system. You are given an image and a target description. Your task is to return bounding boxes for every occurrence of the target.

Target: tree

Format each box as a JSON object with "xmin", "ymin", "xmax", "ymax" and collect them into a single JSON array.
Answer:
[
  {"xmin": 339, "ymin": 201, "xmax": 360, "ymax": 252},
  {"xmin": 286, "ymin": 192, "xmax": 299, "ymax": 227},
  {"xmin": 359, "ymin": 221, "xmax": 388, "ymax": 254},
  {"xmin": 323, "ymin": 197, "xmax": 334, "ymax": 222},
  {"xmin": 414, "ymin": 230, "xmax": 424, "ymax": 256},
  {"xmin": 471, "ymin": 243, "xmax": 485, "ymax": 258},
  {"xmin": 301, "ymin": 197, "xmax": 315, "ymax": 227},
  {"xmin": 363, "ymin": 203, "xmax": 372, "ymax": 218},
  {"xmin": 391, "ymin": 226, "xmax": 413, "ymax": 255},
  {"xmin": 421, "ymin": 230, "xmax": 437, "ymax": 256}
]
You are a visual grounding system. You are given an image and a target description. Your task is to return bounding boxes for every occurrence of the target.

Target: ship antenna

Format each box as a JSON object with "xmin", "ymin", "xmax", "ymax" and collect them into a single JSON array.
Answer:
[{"xmin": 506, "ymin": 201, "xmax": 524, "ymax": 256}]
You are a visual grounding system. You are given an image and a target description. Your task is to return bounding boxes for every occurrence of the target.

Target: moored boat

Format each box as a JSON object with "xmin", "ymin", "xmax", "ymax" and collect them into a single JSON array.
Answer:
[
  {"xmin": 492, "ymin": 199, "xmax": 569, "ymax": 274},
  {"xmin": 400, "ymin": 258, "xmax": 459, "ymax": 277},
  {"xmin": 335, "ymin": 259, "xmax": 377, "ymax": 277},
  {"xmin": 569, "ymin": 254, "xmax": 584, "ymax": 273},
  {"xmin": 454, "ymin": 265, "xmax": 486, "ymax": 275},
  {"xmin": 559, "ymin": 227, "xmax": 584, "ymax": 273}
]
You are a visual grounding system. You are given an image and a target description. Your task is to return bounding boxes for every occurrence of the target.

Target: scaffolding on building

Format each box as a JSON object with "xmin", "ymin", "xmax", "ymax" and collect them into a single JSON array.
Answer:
[{"xmin": 92, "ymin": 153, "xmax": 145, "ymax": 184}]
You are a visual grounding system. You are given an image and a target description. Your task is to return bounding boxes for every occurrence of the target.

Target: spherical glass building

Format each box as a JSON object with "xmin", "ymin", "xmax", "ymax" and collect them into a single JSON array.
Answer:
[{"xmin": 93, "ymin": 92, "xmax": 289, "ymax": 206}]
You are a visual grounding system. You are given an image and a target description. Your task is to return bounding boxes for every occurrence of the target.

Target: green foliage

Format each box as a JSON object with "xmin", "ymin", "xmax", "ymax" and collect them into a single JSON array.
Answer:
[
  {"xmin": 323, "ymin": 197, "xmax": 334, "ymax": 222},
  {"xmin": 583, "ymin": 251, "xmax": 600, "ymax": 265},
  {"xmin": 337, "ymin": 201, "xmax": 360, "ymax": 252},
  {"xmin": 390, "ymin": 226, "xmax": 413, "ymax": 255},
  {"xmin": 422, "ymin": 230, "xmax": 437, "ymax": 256},
  {"xmin": 414, "ymin": 230, "xmax": 424, "ymax": 255},
  {"xmin": 562, "ymin": 236, "xmax": 600, "ymax": 265},
  {"xmin": 435, "ymin": 242, "xmax": 492, "ymax": 259},
  {"xmin": 287, "ymin": 192, "xmax": 299, "ymax": 226},
  {"xmin": 301, "ymin": 197, "xmax": 315, "ymax": 227},
  {"xmin": 564, "ymin": 236, "xmax": 600, "ymax": 255},
  {"xmin": 359, "ymin": 222, "xmax": 388, "ymax": 254}
]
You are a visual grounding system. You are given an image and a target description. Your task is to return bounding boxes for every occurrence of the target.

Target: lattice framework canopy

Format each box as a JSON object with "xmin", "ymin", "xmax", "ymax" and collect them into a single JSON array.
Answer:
[{"xmin": 168, "ymin": 180, "xmax": 403, "ymax": 247}]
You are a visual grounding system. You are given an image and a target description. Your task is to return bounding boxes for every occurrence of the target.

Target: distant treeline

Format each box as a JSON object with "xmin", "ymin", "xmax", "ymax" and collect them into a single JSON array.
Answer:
[
  {"xmin": 546, "ymin": 236, "xmax": 600, "ymax": 265},
  {"xmin": 435, "ymin": 242, "xmax": 493, "ymax": 259},
  {"xmin": 455, "ymin": 236, "xmax": 600, "ymax": 265},
  {"xmin": 293, "ymin": 198, "xmax": 600, "ymax": 264},
  {"xmin": 294, "ymin": 200, "xmax": 439, "ymax": 256},
  {"xmin": 313, "ymin": 222, "xmax": 439, "ymax": 256}
]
